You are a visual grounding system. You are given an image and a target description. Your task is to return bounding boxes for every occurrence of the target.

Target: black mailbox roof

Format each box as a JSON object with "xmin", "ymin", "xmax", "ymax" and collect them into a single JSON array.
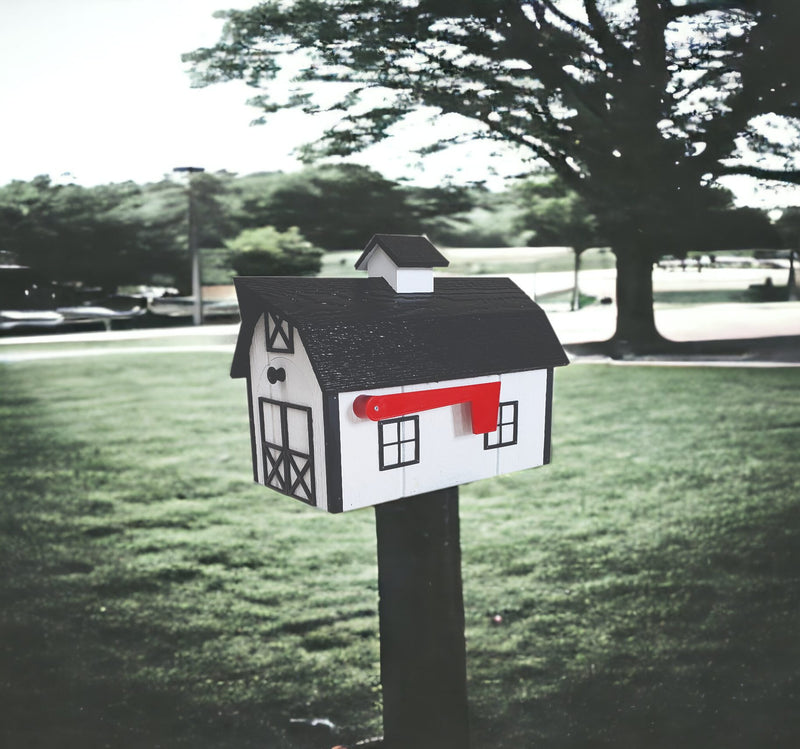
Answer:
[{"xmin": 231, "ymin": 276, "xmax": 568, "ymax": 392}]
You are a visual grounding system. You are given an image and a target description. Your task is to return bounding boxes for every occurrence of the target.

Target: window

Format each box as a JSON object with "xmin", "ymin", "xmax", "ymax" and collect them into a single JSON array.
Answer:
[
  {"xmin": 484, "ymin": 401, "xmax": 518, "ymax": 449},
  {"xmin": 266, "ymin": 312, "xmax": 294, "ymax": 353},
  {"xmin": 378, "ymin": 416, "xmax": 420, "ymax": 471}
]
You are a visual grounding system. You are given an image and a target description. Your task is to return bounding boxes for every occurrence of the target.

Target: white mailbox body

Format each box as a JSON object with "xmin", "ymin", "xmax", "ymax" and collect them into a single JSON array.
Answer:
[{"xmin": 231, "ymin": 234, "xmax": 569, "ymax": 512}]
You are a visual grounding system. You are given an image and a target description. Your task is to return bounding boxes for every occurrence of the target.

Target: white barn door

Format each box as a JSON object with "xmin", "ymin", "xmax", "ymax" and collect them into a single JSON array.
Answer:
[{"xmin": 259, "ymin": 397, "xmax": 316, "ymax": 506}]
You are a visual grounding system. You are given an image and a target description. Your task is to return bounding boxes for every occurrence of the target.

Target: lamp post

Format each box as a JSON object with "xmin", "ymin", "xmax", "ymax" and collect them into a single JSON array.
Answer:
[{"xmin": 174, "ymin": 166, "xmax": 205, "ymax": 325}]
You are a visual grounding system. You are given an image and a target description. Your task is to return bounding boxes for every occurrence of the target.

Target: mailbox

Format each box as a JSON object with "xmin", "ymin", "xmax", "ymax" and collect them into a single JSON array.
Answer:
[{"xmin": 231, "ymin": 233, "xmax": 569, "ymax": 512}]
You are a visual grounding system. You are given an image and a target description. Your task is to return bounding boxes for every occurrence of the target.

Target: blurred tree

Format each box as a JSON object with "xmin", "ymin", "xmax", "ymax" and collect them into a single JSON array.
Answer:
[
  {"xmin": 514, "ymin": 177, "xmax": 604, "ymax": 309},
  {"xmin": 0, "ymin": 177, "xmax": 57, "ymax": 271},
  {"xmin": 189, "ymin": 171, "xmax": 239, "ymax": 248},
  {"xmin": 0, "ymin": 168, "xmax": 487, "ymax": 293},
  {"xmin": 0, "ymin": 177, "xmax": 188, "ymax": 293},
  {"xmin": 683, "ymin": 203, "xmax": 778, "ymax": 255},
  {"xmin": 226, "ymin": 225, "xmax": 322, "ymax": 276},
  {"xmin": 226, "ymin": 164, "xmax": 480, "ymax": 249},
  {"xmin": 186, "ymin": 0, "xmax": 799, "ymax": 348},
  {"xmin": 514, "ymin": 177, "xmax": 778, "ymax": 309},
  {"xmin": 118, "ymin": 179, "xmax": 187, "ymax": 290},
  {"xmin": 241, "ymin": 164, "xmax": 409, "ymax": 248},
  {"xmin": 232, "ymin": 164, "xmax": 411, "ymax": 249},
  {"xmin": 0, "ymin": 178, "xmax": 136, "ymax": 292},
  {"xmin": 418, "ymin": 184, "xmax": 525, "ymax": 247},
  {"xmin": 404, "ymin": 183, "xmax": 474, "ymax": 223}
]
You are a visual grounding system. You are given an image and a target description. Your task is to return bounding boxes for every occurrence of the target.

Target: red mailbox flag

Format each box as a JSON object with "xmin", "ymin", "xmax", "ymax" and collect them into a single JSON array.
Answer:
[{"xmin": 353, "ymin": 381, "xmax": 501, "ymax": 435}]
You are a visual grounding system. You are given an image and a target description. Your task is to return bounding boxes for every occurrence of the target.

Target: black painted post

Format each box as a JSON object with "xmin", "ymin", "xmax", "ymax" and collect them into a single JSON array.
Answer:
[{"xmin": 374, "ymin": 486, "xmax": 470, "ymax": 749}]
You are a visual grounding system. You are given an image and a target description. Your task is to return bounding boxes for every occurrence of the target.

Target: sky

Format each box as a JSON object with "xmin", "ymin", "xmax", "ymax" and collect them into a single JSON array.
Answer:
[
  {"xmin": 0, "ymin": 0, "xmax": 525, "ymax": 189},
  {"xmin": 0, "ymin": 0, "xmax": 797, "ymax": 207}
]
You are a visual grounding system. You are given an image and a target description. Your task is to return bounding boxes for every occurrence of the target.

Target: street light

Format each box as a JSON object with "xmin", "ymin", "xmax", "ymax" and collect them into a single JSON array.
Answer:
[{"xmin": 174, "ymin": 166, "xmax": 205, "ymax": 325}]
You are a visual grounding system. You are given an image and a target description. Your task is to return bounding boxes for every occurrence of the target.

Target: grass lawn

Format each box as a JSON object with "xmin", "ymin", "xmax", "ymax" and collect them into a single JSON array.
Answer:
[
  {"xmin": 653, "ymin": 289, "xmax": 761, "ymax": 306},
  {"xmin": 1, "ymin": 352, "xmax": 799, "ymax": 748}
]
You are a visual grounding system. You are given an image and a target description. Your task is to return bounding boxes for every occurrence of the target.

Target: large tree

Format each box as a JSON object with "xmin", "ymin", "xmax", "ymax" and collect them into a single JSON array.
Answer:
[{"xmin": 186, "ymin": 0, "xmax": 799, "ymax": 348}]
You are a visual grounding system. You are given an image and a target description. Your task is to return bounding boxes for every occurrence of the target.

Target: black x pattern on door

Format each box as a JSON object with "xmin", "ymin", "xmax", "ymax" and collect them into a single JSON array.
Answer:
[{"xmin": 260, "ymin": 397, "xmax": 316, "ymax": 505}]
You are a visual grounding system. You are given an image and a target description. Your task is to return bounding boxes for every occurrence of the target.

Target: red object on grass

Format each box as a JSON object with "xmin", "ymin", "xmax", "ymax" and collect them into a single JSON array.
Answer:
[{"xmin": 353, "ymin": 381, "xmax": 501, "ymax": 434}]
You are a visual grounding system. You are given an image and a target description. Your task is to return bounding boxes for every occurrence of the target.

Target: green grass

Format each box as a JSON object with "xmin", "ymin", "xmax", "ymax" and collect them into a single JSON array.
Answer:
[
  {"xmin": 654, "ymin": 289, "xmax": 752, "ymax": 305},
  {"xmin": 653, "ymin": 289, "xmax": 766, "ymax": 306},
  {"xmin": 1, "ymin": 353, "xmax": 799, "ymax": 748},
  {"xmin": 535, "ymin": 290, "xmax": 600, "ymax": 308}
]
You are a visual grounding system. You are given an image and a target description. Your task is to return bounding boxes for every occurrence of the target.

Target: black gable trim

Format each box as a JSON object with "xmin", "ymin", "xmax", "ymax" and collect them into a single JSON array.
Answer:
[
  {"xmin": 543, "ymin": 367, "xmax": 554, "ymax": 464},
  {"xmin": 245, "ymin": 371, "xmax": 258, "ymax": 481},
  {"xmin": 230, "ymin": 289, "xmax": 258, "ymax": 379},
  {"xmin": 322, "ymin": 392, "xmax": 343, "ymax": 513}
]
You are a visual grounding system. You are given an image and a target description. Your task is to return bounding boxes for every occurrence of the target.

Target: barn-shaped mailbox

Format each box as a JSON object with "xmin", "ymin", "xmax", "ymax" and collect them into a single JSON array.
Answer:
[{"xmin": 231, "ymin": 234, "xmax": 569, "ymax": 512}]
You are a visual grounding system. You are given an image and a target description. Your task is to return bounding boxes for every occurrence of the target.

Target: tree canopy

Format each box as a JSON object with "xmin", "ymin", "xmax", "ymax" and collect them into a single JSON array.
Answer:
[
  {"xmin": 0, "ymin": 168, "xmax": 491, "ymax": 294},
  {"xmin": 0, "ymin": 177, "xmax": 188, "ymax": 293},
  {"xmin": 230, "ymin": 164, "xmax": 414, "ymax": 249},
  {"xmin": 186, "ymin": 0, "xmax": 800, "ymax": 347},
  {"xmin": 226, "ymin": 225, "xmax": 322, "ymax": 276}
]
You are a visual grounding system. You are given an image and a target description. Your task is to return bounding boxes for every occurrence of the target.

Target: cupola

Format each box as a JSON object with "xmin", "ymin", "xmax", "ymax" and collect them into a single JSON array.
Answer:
[{"xmin": 354, "ymin": 234, "xmax": 449, "ymax": 293}]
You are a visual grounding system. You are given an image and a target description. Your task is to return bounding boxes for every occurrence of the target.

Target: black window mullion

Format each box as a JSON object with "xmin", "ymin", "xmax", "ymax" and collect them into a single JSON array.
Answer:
[
  {"xmin": 378, "ymin": 415, "xmax": 420, "ymax": 470},
  {"xmin": 484, "ymin": 400, "xmax": 518, "ymax": 450}
]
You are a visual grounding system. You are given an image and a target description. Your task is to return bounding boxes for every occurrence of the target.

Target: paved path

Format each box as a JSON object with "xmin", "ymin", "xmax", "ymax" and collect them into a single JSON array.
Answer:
[
  {"xmin": 545, "ymin": 300, "xmax": 800, "ymax": 346},
  {"xmin": 0, "ymin": 344, "xmax": 234, "ymax": 363}
]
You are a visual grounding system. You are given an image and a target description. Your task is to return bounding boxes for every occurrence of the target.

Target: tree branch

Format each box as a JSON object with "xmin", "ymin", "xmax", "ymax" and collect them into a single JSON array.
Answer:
[
  {"xmin": 635, "ymin": 0, "xmax": 669, "ymax": 90},
  {"xmin": 582, "ymin": 0, "xmax": 633, "ymax": 66},
  {"xmin": 534, "ymin": 0, "xmax": 593, "ymax": 37},
  {"xmin": 714, "ymin": 164, "xmax": 800, "ymax": 185},
  {"xmin": 665, "ymin": 0, "xmax": 755, "ymax": 21},
  {"xmin": 501, "ymin": 4, "xmax": 607, "ymax": 124}
]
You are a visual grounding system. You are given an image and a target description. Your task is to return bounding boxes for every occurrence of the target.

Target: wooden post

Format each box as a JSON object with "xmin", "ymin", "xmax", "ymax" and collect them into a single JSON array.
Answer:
[{"xmin": 374, "ymin": 486, "xmax": 470, "ymax": 749}]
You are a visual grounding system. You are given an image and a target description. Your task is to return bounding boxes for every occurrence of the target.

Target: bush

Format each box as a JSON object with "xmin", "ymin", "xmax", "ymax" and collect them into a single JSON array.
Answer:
[{"xmin": 227, "ymin": 226, "xmax": 322, "ymax": 276}]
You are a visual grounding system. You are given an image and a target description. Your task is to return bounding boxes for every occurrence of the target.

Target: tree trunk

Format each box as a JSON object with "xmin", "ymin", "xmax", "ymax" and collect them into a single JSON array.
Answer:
[
  {"xmin": 612, "ymin": 244, "xmax": 663, "ymax": 350},
  {"xmin": 571, "ymin": 248, "xmax": 581, "ymax": 311}
]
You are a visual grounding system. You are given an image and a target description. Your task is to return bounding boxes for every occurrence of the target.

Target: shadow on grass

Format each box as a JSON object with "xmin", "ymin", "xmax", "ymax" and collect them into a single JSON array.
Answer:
[
  {"xmin": 2, "ymin": 623, "xmax": 212, "ymax": 749},
  {"xmin": 0, "ymin": 588, "xmax": 339, "ymax": 749},
  {"xmin": 4, "ymin": 490, "xmax": 798, "ymax": 749},
  {"xmin": 0, "ymin": 376, "xmax": 337, "ymax": 749},
  {"xmin": 470, "ymin": 501, "xmax": 800, "ymax": 749}
]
